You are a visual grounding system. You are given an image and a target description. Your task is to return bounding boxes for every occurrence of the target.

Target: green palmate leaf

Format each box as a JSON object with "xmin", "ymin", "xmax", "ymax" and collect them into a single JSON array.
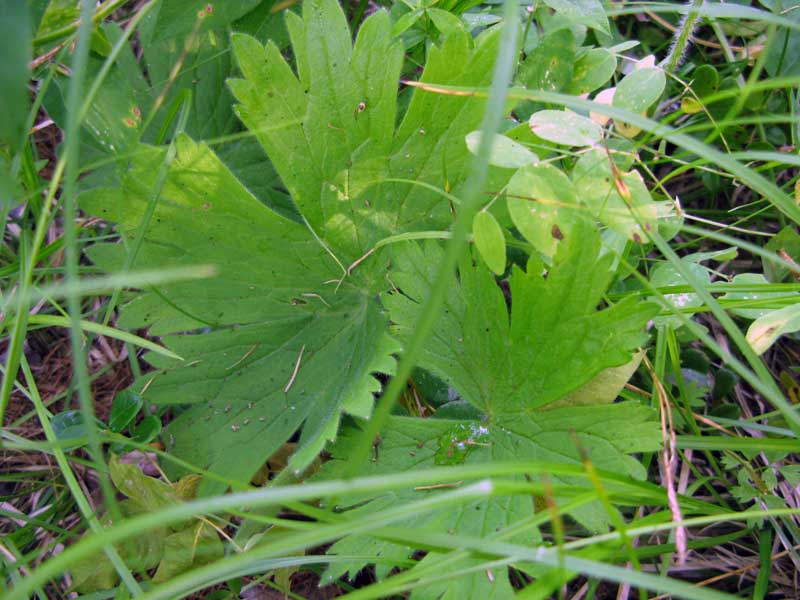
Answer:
[
  {"xmin": 472, "ymin": 210, "xmax": 506, "ymax": 274},
  {"xmin": 42, "ymin": 5, "xmax": 288, "ymax": 207},
  {"xmin": 145, "ymin": 0, "xmax": 263, "ymax": 43},
  {"xmin": 81, "ymin": 136, "xmax": 397, "ymax": 491},
  {"xmin": 42, "ymin": 22, "xmax": 151, "ymax": 160},
  {"xmin": 229, "ymin": 0, "xmax": 505, "ymax": 263},
  {"xmin": 317, "ymin": 223, "xmax": 659, "ymax": 591},
  {"xmin": 81, "ymin": 2, "xmax": 505, "ymax": 490},
  {"xmin": 322, "ymin": 404, "xmax": 658, "ymax": 588},
  {"xmin": 384, "ymin": 221, "xmax": 658, "ymax": 416}
]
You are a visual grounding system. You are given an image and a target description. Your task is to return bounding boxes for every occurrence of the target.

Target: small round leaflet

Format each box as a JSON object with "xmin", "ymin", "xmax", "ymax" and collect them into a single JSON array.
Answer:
[{"xmin": 473, "ymin": 210, "xmax": 506, "ymax": 274}]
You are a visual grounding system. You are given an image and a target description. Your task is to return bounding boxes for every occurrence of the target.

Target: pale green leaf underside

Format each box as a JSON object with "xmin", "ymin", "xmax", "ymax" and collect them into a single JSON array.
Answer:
[{"xmin": 529, "ymin": 109, "xmax": 603, "ymax": 147}]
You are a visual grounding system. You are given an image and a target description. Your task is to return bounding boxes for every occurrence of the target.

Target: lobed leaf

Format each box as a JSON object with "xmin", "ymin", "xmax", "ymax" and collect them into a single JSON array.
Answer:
[
  {"xmin": 81, "ymin": 2, "xmax": 507, "ymax": 491},
  {"xmin": 81, "ymin": 136, "xmax": 398, "ymax": 491},
  {"xmin": 384, "ymin": 221, "xmax": 659, "ymax": 415},
  {"xmin": 317, "ymin": 223, "xmax": 660, "ymax": 590},
  {"xmin": 230, "ymin": 0, "xmax": 505, "ymax": 263}
]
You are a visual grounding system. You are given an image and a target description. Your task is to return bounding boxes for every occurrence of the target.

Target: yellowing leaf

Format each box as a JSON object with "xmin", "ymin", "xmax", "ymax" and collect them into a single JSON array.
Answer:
[
  {"xmin": 82, "ymin": 0, "xmax": 510, "ymax": 493},
  {"xmin": 152, "ymin": 522, "xmax": 223, "ymax": 583},
  {"xmin": 549, "ymin": 351, "xmax": 644, "ymax": 408},
  {"xmin": 108, "ymin": 454, "xmax": 180, "ymax": 513},
  {"xmin": 747, "ymin": 303, "xmax": 800, "ymax": 355}
]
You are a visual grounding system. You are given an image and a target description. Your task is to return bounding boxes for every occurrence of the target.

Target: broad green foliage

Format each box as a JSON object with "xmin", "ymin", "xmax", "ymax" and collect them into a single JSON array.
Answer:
[
  {"xmin": 465, "ymin": 130, "xmax": 538, "ymax": 168},
  {"xmin": 229, "ymin": 0, "xmax": 503, "ymax": 264},
  {"xmin": 81, "ymin": 0, "xmax": 507, "ymax": 491},
  {"xmin": 763, "ymin": 0, "xmax": 800, "ymax": 76},
  {"xmin": 144, "ymin": 0, "xmax": 263, "ymax": 42},
  {"xmin": 518, "ymin": 28, "xmax": 575, "ymax": 93},
  {"xmin": 81, "ymin": 136, "xmax": 397, "ymax": 490},
  {"xmin": 318, "ymin": 224, "xmax": 659, "ymax": 590},
  {"xmin": 384, "ymin": 222, "xmax": 658, "ymax": 416},
  {"xmin": 569, "ymin": 47, "xmax": 616, "ymax": 95},
  {"xmin": 322, "ymin": 404, "xmax": 658, "ymax": 590},
  {"xmin": 613, "ymin": 67, "xmax": 666, "ymax": 114},
  {"xmin": 74, "ymin": 0, "xmax": 670, "ymax": 591}
]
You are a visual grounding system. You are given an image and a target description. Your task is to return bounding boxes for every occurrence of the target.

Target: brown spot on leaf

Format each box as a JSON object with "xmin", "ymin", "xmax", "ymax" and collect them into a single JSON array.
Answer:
[
  {"xmin": 551, "ymin": 224, "xmax": 564, "ymax": 240},
  {"xmin": 632, "ymin": 232, "xmax": 642, "ymax": 243},
  {"xmin": 202, "ymin": 202, "xmax": 212, "ymax": 210}
]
